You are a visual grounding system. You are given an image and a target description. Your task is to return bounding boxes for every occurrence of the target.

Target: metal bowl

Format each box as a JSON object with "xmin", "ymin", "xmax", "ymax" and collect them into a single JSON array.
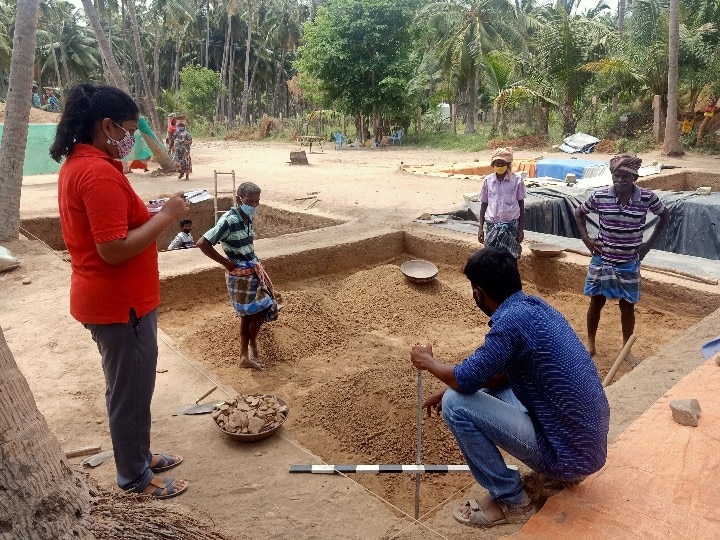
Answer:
[
  {"xmin": 212, "ymin": 395, "xmax": 289, "ymax": 442},
  {"xmin": 529, "ymin": 243, "xmax": 564, "ymax": 258},
  {"xmin": 400, "ymin": 260, "xmax": 439, "ymax": 283}
]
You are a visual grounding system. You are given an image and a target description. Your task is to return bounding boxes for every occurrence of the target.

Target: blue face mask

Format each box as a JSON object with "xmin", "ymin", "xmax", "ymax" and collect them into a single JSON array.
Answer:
[{"xmin": 240, "ymin": 203, "xmax": 257, "ymax": 217}]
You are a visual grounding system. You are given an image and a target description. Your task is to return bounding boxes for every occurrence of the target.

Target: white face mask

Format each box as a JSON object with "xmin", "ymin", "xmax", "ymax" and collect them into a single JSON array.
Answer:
[{"xmin": 107, "ymin": 121, "xmax": 136, "ymax": 159}]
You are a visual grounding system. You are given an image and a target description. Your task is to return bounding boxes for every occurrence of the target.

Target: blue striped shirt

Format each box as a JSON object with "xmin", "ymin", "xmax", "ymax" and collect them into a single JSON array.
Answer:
[
  {"xmin": 202, "ymin": 207, "xmax": 257, "ymax": 264},
  {"xmin": 579, "ymin": 185, "xmax": 665, "ymax": 264},
  {"xmin": 454, "ymin": 291, "xmax": 609, "ymax": 477}
]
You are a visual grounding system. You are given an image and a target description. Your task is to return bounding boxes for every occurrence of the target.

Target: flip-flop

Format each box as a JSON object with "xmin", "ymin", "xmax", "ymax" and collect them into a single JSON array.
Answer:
[
  {"xmin": 150, "ymin": 452, "xmax": 183, "ymax": 473},
  {"xmin": 138, "ymin": 476, "xmax": 188, "ymax": 500},
  {"xmin": 453, "ymin": 499, "xmax": 536, "ymax": 528}
]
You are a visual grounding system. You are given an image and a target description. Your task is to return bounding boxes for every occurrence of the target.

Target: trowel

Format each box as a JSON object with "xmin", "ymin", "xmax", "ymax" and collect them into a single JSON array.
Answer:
[{"xmin": 173, "ymin": 386, "xmax": 225, "ymax": 415}]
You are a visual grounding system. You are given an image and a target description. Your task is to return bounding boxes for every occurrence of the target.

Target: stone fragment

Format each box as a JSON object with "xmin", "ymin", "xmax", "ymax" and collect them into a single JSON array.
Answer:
[
  {"xmin": 248, "ymin": 416, "xmax": 265, "ymax": 434},
  {"xmin": 670, "ymin": 399, "xmax": 701, "ymax": 427}
]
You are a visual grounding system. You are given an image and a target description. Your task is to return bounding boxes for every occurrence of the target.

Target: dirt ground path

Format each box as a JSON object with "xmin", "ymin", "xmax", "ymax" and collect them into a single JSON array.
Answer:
[{"xmin": 5, "ymin": 140, "xmax": 720, "ymax": 539}]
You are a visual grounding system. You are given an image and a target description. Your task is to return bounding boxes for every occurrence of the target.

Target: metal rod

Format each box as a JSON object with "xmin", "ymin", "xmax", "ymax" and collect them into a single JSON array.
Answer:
[{"xmin": 415, "ymin": 370, "xmax": 422, "ymax": 520}]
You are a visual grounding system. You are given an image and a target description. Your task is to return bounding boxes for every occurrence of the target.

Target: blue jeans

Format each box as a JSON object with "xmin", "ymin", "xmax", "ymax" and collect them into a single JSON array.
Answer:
[{"xmin": 442, "ymin": 386, "xmax": 544, "ymax": 507}]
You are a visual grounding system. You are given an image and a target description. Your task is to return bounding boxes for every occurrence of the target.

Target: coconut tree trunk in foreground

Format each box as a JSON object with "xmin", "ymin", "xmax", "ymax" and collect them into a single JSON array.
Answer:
[
  {"xmin": 0, "ymin": 328, "xmax": 93, "ymax": 538},
  {"xmin": 662, "ymin": 0, "xmax": 684, "ymax": 156},
  {"xmin": 0, "ymin": 0, "xmax": 41, "ymax": 241}
]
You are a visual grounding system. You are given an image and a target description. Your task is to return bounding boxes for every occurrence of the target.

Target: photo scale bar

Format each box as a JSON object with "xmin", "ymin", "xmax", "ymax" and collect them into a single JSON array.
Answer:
[{"xmin": 289, "ymin": 464, "xmax": 518, "ymax": 474}]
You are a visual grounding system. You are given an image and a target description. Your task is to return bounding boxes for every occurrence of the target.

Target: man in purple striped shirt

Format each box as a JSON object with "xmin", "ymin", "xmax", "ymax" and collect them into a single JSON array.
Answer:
[{"xmin": 574, "ymin": 154, "xmax": 669, "ymax": 362}]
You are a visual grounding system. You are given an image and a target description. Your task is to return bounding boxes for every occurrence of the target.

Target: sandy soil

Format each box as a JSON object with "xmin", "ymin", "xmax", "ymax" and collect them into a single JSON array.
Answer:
[
  {"xmin": 0, "ymin": 102, "xmax": 61, "ymax": 123},
  {"xmin": 5, "ymin": 139, "xmax": 720, "ymax": 539}
]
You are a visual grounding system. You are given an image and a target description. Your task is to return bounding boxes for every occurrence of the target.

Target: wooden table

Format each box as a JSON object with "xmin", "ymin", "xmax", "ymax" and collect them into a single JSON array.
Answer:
[{"xmin": 297, "ymin": 135, "xmax": 324, "ymax": 153}]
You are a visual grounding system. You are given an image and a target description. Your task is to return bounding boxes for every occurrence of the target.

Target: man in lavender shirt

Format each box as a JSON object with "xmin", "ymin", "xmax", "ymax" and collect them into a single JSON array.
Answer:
[{"xmin": 478, "ymin": 147, "xmax": 526, "ymax": 258}]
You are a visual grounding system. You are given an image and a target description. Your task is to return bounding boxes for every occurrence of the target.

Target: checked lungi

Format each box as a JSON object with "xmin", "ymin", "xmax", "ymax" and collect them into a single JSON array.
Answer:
[
  {"xmin": 485, "ymin": 218, "xmax": 522, "ymax": 259},
  {"xmin": 583, "ymin": 254, "xmax": 641, "ymax": 304},
  {"xmin": 226, "ymin": 260, "xmax": 280, "ymax": 321}
]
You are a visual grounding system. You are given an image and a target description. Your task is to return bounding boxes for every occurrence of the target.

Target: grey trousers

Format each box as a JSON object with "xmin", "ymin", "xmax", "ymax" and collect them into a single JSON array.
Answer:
[{"xmin": 84, "ymin": 308, "xmax": 157, "ymax": 492}]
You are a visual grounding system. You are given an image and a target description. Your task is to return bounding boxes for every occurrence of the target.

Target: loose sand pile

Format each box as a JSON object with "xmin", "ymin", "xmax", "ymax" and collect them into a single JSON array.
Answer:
[
  {"xmin": 159, "ymin": 258, "xmax": 709, "ymax": 516},
  {"xmin": 0, "ymin": 102, "xmax": 61, "ymax": 123}
]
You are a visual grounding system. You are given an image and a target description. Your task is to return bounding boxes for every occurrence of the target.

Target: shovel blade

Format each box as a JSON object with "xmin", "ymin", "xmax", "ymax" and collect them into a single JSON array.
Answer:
[{"xmin": 173, "ymin": 403, "xmax": 218, "ymax": 415}]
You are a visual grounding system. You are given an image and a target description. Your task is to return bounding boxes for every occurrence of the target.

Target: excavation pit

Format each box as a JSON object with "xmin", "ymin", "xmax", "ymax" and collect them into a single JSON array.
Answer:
[
  {"xmin": 158, "ymin": 232, "xmax": 720, "ymax": 517},
  {"xmin": 20, "ymin": 197, "xmax": 342, "ymax": 252}
]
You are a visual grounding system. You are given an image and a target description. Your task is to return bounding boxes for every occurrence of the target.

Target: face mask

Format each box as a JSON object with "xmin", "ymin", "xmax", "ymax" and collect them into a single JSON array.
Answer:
[
  {"xmin": 493, "ymin": 165, "xmax": 508, "ymax": 175},
  {"xmin": 108, "ymin": 121, "xmax": 136, "ymax": 159},
  {"xmin": 178, "ymin": 126, "xmax": 186, "ymax": 132},
  {"xmin": 240, "ymin": 203, "xmax": 257, "ymax": 217}
]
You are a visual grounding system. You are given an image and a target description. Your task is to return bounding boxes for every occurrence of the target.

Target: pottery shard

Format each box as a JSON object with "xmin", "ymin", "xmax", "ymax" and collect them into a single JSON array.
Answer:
[
  {"xmin": 670, "ymin": 399, "xmax": 701, "ymax": 427},
  {"xmin": 228, "ymin": 410, "xmax": 249, "ymax": 429},
  {"xmin": 248, "ymin": 416, "xmax": 266, "ymax": 434}
]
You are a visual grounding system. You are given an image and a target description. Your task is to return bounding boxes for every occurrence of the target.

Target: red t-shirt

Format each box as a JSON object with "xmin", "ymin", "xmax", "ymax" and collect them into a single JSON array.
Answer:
[{"xmin": 58, "ymin": 144, "xmax": 160, "ymax": 324}]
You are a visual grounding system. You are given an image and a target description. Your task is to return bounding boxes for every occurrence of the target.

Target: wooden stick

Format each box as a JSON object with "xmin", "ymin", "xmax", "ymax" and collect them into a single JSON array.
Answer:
[
  {"xmin": 65, "ymin": 445, "xmax": 102, "ymax": 459},
  {"xmin": 603, "ymin": 335, "xmax": 636, "ymax": 387},
  {"xmin": 564, "ymin": 247, "xmax": 718, "ymax": 285}
]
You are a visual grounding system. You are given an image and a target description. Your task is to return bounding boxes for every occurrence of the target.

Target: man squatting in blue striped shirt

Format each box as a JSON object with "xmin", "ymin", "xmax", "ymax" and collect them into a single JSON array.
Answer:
[
  {"xmin": 197, "ymin": 182, "xmax": 280, "ymax": 370},
  {"xmin": 574, "ymin": 154, "xmax": 669, "ymax": 364},
  {"xmin": 410, "ymin": 247, "xmax": 610, "ymax": 529}
]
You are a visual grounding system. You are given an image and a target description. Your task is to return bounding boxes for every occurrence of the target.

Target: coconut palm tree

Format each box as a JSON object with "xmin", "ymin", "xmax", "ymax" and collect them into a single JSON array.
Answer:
[
  {"xmin": 419, "ymin": 0, "xmax": 521, "ymax": 134},
  {"xmin": 79, "ymin": 0, "xmax": 130, "ymax": 93},
  {"xmin": 662, "ymin": 0, "xmax": 683, "ymax": 154}
]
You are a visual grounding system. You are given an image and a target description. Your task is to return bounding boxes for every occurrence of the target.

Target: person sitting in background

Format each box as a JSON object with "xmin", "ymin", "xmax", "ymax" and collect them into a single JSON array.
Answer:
[
  {"xmin": 478, "ymin": 147, "xmax": 526, "ymax": 258},
  {"xmin": 167, "ymin": 219, "xmax": 195, "ymax": 250},
  {"xmin": 46, "ymin": 88, "xmax": 60, "ymax": 113},
  {"xmin": 31, "ymin": 84, "xmax": 41, "ymax": 108}
]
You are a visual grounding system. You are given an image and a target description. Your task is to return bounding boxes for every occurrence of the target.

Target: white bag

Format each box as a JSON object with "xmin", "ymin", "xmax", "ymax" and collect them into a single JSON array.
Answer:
[{"xmin": 0, "ymin": 246, "xmax": 20, "ymax": 272}]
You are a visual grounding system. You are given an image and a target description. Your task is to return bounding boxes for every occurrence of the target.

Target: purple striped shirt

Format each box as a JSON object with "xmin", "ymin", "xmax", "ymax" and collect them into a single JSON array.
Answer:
[{"xmin": 579, "ymin": 185, "xmax": 665, "ymax": 264}]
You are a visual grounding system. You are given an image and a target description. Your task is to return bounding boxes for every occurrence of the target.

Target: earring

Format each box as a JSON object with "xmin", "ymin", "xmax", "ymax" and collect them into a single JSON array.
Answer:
[{"xmin": 106, "ymin": 138, "xmax": 112, "ymax": 144}]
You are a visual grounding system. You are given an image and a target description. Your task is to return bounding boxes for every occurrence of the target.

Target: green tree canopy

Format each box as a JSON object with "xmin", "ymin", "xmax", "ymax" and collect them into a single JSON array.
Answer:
[
  {"xmin": 296, "ymin": 0, "xmax": 418, "ymax": 120},
  {"xmin": 179, "ymin": 64, "xmax": 226, "ymax": 119}
]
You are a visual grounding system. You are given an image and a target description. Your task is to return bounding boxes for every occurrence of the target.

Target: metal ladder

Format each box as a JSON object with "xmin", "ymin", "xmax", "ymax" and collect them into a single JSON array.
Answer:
[{"xmin": 213, "ymin": 170, "xmax": 236, "ymax": 219}]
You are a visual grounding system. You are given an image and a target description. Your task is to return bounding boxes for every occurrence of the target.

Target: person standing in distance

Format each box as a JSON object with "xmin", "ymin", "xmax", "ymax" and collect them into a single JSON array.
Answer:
[{"xmin": 574, "ymin": 154, "xmax": 669, "ymax": 363}]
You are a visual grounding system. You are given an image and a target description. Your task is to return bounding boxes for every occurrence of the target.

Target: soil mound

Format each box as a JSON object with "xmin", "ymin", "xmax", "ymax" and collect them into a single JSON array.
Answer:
[{"xmin": 0, "ymin": 102, "xmax": 61, "ymax": 123}]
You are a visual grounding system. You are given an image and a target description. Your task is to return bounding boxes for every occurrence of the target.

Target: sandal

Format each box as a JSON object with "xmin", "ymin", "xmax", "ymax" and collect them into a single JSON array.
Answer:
[
  {"xmin": 453, "ymin": 498, "xmax": 536, "ymax": 528},
  {"xmin": 137, "ymin": 476, "xmax": 188, "ymax": 500},
  {"xmin": 150, "ymin": 452, "xmax": 183, "ymax": 473}
]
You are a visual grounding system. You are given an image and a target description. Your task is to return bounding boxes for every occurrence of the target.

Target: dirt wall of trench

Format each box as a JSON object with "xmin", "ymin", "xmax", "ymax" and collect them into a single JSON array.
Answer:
[{"xmin": 637, "ymin": 170, "xmax": 720, "ymax": 192}]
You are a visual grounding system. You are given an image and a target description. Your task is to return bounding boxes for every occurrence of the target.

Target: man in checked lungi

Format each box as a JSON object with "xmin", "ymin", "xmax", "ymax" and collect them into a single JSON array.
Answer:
[
  {"xmin": 197, "ymin": 182, "xmax": 280, "ymax": 370},
  {"xmin": 478, "ymin": 147, "xmax": 526, "ymax": 258},
  {"xmin": 574, "ymin": 154, "xmax": 669, "ymax": 364}
]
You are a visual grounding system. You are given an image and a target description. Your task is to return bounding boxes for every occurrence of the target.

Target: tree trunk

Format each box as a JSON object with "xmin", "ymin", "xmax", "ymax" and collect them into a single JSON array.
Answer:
[
  {"xmin": 50, "ymin": 42, "xmax": 62, "ymax": 87},
  {"xmin": 612, "ymin": 0, "xmax": 626, "ymax": 113},
  {"xmin": 227, "ymin": 34, "xmax": 236, "ymax": 121},
  {"xmin": 80, "ymin": 0, "xmax": 130, "ymax": 94},
  {"xmin": 465, "ymin": 64, "xmax": 477, "ymax": 134},
  {"xmin": 240, "ymin": 0, "xmax": 253, "ymax": 125},
  {"xmin": 0, "ymin": 0, "xmax": 41, "ymax": 241},
  {"xmin": 124, "ymin": 0, "xmax": 162, "ymax": 136},
  {"xmin": 58, "ymin": 29, "xmax": 71, "ymax": 88},
  {"xmin": 217, "ymin": 15, "xmax": 232, "ymax": 118},
  {"xmin": 1, "ymin": 327, "xmax": 94, "ymax": 538},
  {"xmin": 662, "ymin": 0, "xmax": 684, "ymax": 156},
  {"xmin": 174, "ymin": 34, "xmax": 181, "ymax": 91},
  {"xmin": 153, "ymin": 26, "xmax": 164, "ymax": 99},
  {"xmin": 273, "ymin": 45, "xmax": 286, "ymax": 116},
  {"xmin": 205, "ymin": 0, "xmax": 211, "ymax": 68}
]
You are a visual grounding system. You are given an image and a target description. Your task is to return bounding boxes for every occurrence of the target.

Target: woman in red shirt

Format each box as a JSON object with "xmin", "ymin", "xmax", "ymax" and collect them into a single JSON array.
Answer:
[{"xmin": 51, "ymin": 84, "xmax": 190, "ymax": 499}]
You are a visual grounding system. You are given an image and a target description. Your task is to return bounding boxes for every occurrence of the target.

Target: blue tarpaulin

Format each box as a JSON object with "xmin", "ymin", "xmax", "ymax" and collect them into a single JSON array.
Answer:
[{"xmin": 535, "ymin": 158, "xmax": 606, "ymax": 181}]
